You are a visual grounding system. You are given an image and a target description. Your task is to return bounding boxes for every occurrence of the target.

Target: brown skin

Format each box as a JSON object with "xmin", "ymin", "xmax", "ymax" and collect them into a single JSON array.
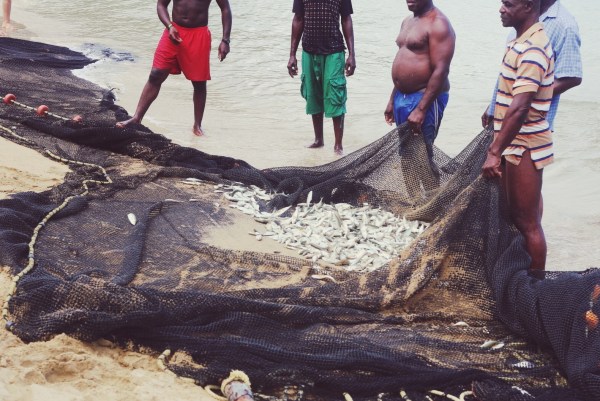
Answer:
[
  {"xmin": 384, "ymin": 0, "xmax": 455, "ymax": 135},
  {"xmin": 483, "ymin": 0, "xmax": 547, "ymax": 272},
  {"xmin": 481, "ymin": 0, "xmax": 581, "ymax": 128},
  {"xmin": 1, "ymin": 0, "xmax": 11, "ymax": 35},
  {"xmin": 288, "ymin": 11, "xmax": 356, "ymax": 156},
  {"xmin": 116, "ymin": 0, "xmax": 232, "ymax": 136}
]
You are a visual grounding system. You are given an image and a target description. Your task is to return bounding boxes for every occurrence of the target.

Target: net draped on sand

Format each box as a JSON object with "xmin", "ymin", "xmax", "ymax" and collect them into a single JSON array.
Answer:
[{"xmin": 0, "ymin": 38, "xmax": 599, "ymax": 401}]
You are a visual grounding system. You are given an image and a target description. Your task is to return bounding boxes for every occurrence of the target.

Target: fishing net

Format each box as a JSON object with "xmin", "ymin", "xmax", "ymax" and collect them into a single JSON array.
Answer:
[{"xmin": 1, "ymin": 38, "xmax": 599, "ymax": 401}]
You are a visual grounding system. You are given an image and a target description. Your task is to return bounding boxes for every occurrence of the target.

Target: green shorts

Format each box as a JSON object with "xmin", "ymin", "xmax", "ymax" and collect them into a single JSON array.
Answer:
[{"xmin": 300, "ymin": 51, "xmax": 347, "ymax": 118}]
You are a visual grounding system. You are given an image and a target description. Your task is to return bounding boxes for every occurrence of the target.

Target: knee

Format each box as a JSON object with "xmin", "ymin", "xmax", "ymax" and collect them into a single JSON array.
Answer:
[
  {"xmin": 148, "ymin": 69, "xmax": 168, "ymax": 85},
  {"xmin": 511, "ymin": 212, "xmax": 542, "ymax": 236}
]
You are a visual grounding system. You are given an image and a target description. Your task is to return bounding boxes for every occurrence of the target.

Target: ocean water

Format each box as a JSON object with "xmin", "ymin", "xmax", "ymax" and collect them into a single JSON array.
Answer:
[{"xmin": 6, "ymin": 0, "xmax": 600, "ymax": 270}]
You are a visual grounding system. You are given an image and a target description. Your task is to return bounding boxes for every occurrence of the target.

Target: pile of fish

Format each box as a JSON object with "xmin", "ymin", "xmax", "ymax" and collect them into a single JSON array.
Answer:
[{"xmin": 184, "ymin": 179, "xmax": 429, "ymax": 272}]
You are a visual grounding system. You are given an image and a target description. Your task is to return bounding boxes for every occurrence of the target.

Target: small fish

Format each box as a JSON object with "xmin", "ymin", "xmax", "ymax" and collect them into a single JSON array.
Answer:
[
  {"xmin": 480, "ymin": 340, "xmax": 501, "ymax": 349},
  {"xmin": 311, "ymin": 274, "xmax": 337, "ymax": 283},
  {"xmin": 510, "ymin": 360, "xmax": 536, "ymax": 369},
  {"xmin": 127, "ymin": 213, "xmax": 137, "ymax": 225},
  {"xmin": 272, "ymin": 205, "xmax": 292, "ymax": 217}
]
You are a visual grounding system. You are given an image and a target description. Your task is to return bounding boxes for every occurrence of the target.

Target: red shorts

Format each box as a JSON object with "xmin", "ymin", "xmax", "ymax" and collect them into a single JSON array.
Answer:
[{"xmin": 152, "ymin": 24, "xmax": 211, "ymax": 81}]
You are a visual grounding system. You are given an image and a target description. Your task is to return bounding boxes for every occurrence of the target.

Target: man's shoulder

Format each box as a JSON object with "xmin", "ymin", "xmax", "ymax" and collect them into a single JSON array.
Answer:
[
  {"xmin": 529, "ymin": 27, "xmax": 552, "ymax": 48},
  {"xmin": 550, "ymin": 4, "xmax": 579, "ymax": 29},
  {"xmin": 430, "ymin": 9, "xmax": 455, "ymax": 35}
]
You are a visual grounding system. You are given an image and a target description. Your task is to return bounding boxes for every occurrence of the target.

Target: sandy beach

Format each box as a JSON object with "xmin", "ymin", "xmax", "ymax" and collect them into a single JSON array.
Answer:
[
  {"xmin": 0, "ymin": 138, "xmax": 221, "ymax": 400},
  {"xmin": 2, "ymin": 1, "xmax": 600, "ymax": 399}
]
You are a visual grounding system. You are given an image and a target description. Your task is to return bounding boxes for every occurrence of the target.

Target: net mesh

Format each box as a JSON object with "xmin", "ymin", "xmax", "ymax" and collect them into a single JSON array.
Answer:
[{"xmin": 1, "ymin": 38, "xmax": 599, "ymax": 401}]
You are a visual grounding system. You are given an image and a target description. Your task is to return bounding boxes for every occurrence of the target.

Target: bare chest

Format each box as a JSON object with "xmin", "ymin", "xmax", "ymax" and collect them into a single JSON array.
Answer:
[{"xmin": 396, "ymin": 20, "xmax": 429, "ymax": 53}]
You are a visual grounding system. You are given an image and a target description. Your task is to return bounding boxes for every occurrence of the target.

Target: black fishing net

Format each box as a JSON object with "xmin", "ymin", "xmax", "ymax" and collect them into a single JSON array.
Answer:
[{"xmin": 1, "ymin": 38, "xmax": 599, "ymax": 401}]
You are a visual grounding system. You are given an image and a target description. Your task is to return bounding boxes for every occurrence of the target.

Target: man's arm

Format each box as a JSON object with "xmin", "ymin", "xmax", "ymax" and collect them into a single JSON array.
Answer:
[
  {"xmin": 482, "ymin": 80, "xmax": 499, "ymax": 128},
  {"xmin": 157, "ymin": 0, "xmax": 182, "ymax": 43},
  {"xmin": 482, "ymin": 92, "xmax": 536, "ymax": 178},
  {"xmin": 408, "ymin": 18, "xmax": 455, "ymax": 132},
  {"xmin": 216, "ymin": 0, "xmax": 232, "ymax": 61},
  {"xmin": 157, "ymin": 0, "xmax": 172, "ymax": 29},
  {"xmin": 551, "ymin": 25, "xmax": 582, "ymax": 96},
  {"xmin": 287, "ymin": 13, "xmax": 304, "ymax": 78},
  {"xmin": 553, "ymin": 76, "xmax": 582, "ymax": 96},
  {"xmin": 341, "ymin": 15, "xmax": 356, "ymax": 77}
]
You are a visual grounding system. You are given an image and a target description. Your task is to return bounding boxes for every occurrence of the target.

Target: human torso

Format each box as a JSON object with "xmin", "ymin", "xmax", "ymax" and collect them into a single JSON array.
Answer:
[
  {"xmin": 391, "ymin": 8, "xmax": 451, "ymax": 94},
  {"xmin": 295, "ymin": 0, "xmax": 353, "ymax": 55},
  {"xmin": 494, "ymin": 23, "xmax": 555, "ymax": 135},
  {"xmin": 173, "ymin": 0, "xmax": 212, "ymax": 28}
]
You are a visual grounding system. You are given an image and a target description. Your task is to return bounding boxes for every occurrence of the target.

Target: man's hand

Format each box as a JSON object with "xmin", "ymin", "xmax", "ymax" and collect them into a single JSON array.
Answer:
[
  {"xmin": 481, "ymin": 105, "xmax": 493, "ymax": 128},
  {"xmin": 384, "ymin": 101, "xmax": 395, "ymax": 126},
  {"xmin": 482, "ymin": 151, "xmax": 502, "ymax": 179},
  {"xmin": 287, "ymin": 56, "xmax": 298, "ymax": 78},
  {"xmin": 407, "ymin": 108, "xmax": 425, "ymax": 135},
  {"xmin": 345, "ymin": 54, "xmax": 356, "ymax": 77},
  {"xmin": 168, "ymin": 26, "xmax": 183, "ymax": 44},
  {"xmin": 218, "ymin": 41, "xmax": 230, "ymax": 62}
]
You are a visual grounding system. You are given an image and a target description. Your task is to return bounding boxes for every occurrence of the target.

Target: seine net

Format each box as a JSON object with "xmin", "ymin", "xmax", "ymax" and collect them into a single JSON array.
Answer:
[{"xmin": 1, "ymin": 38, "xmax": 599, "ymax": 401}]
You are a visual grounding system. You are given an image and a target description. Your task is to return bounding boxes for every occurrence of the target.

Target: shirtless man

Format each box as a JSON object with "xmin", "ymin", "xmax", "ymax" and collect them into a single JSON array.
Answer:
[
  {"xmin": 384, "ymin": 0, "xmax": 455, "ymax": 157},
  {"xmin": 117, "ymin": 0, "xmax": 232, "ymax": 136}
]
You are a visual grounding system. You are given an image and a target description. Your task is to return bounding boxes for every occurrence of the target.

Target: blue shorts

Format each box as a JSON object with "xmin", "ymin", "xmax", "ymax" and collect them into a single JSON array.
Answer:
[{"xmin": 393, "ymin": 90, "xmax": 449, "ymax": 148}]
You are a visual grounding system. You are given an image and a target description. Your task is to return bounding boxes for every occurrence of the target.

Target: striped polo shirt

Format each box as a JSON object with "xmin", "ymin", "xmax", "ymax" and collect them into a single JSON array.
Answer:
[{"xmin": 494, "ymin": 22, "xmax": 555, "ymax": 168}]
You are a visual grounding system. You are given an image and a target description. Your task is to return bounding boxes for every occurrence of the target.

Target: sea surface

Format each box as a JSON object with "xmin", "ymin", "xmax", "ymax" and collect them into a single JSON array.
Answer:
[{"xmin": 7, "ymin": 0, "xmax": 600, "ymax": 270}]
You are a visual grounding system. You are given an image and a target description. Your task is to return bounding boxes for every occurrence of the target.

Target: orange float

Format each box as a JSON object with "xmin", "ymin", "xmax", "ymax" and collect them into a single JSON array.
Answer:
[
  {"xmin": 592, "ymin": 284, "xmax": 600, "ymax": 302},
  {"xmin": 586, "ymin": 310, "xmax": 599, "ymax": 331},
  {"xmin": 3, "ymin": 93, "xmax": 16, "ymax": 104},
  {"xmin": 36, "ymin": 105, "xmax": 49, "ymax": 116}
]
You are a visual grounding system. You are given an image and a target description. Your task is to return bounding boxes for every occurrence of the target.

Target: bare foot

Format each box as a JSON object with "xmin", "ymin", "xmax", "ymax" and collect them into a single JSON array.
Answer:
[
  {"xmin": 193, "ymin": 126, "xmax": 205, "ymax": 136},
  {"xmin": 1, "ymin": 22, "xmax": 11, "ymax": 36},
  {"xmin": 116, "ymin": 117, "xmax": 139, "ymax": 129},
  {"xmin": 306, "ymin": 141, "xmax": 324, "ymax": 149},
  {"xmin": 334, "ymin": 146, "xmax": 344, "ymax": 156}
]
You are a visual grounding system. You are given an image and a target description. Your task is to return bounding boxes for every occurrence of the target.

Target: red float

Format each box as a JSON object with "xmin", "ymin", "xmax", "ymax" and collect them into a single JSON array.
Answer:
[
  {"xmin": 3, "ymin": 93, "xmax": 16, "ymax": 104},
  {"xmin": 36, "ymin": 105, "xmax": 49, "ymax": 116},
  {"xmin": 72, "ymin": 115, "xmax": 83, "ymax": 123}
]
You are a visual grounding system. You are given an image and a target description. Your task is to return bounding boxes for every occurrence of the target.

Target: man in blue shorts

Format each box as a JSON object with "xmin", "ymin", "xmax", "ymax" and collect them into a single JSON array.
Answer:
[
  {"xmin": 384, "ymin": 0, "xmax": 455, "ymax": 159},
  {"xmin": 287, "ymin": 0, "xmax": 356, "ymax": 156}
]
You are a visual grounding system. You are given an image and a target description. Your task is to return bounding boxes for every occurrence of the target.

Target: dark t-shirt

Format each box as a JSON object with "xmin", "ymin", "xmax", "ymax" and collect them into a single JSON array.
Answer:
[{"xmin": 292, "ymin": 0, "xmax": 354, "ymax": 55}]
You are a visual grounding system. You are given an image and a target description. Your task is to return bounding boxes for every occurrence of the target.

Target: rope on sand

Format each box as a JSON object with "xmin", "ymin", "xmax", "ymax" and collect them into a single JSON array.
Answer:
[
  {"xmin": 3, "ymin": 93, "xmax": 82, "ymax": 122},
  {"xmin": 0, "ymin": 122, "xmax": 112, "ymax": 328}
]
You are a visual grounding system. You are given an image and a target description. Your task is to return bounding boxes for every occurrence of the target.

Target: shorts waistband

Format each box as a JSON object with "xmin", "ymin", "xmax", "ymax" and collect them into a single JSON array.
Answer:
[
  {"xmin": 171, "ymin": 23, "xmax": 209, "ymax": 32},
  {"xmin": 396, "ymin": 89, "xmax": 448, "ymax": 97}
]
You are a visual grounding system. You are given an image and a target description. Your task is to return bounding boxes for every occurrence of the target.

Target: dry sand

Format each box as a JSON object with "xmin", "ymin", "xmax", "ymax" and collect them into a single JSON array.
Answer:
[{"xmin": 0, "ymin": 136, "xmax": 238, "ymax": 401}]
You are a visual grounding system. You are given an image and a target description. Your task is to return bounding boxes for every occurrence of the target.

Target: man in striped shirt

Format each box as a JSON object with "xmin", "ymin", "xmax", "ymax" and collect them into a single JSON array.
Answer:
[
  {"xmin": 482, "ymin": 0, "xmax": 554, "ymax": 277},
  {"xmin": 483, "ymin": 0, "xmax": 582, "ymax": 131}
]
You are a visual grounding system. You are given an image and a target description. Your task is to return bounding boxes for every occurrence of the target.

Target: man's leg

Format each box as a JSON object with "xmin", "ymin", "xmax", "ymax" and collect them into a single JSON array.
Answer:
[
  {"xmin": 308, "ymin": 113, "xmax": 325, "ymax": 148},
  {"xmin": 192, "ymin": 81, "xmax": 207, "ymax": 136},
  {"xmin": 505, "ymin": 150, "xmax": 546, "ymax": 271},
  {"xmin": 116, "ymin": 68, "xmax": 169, "ymax": 128},
  {"xmin": 332, "ymin": 114, "xmax": 344, "ymax": 155},
  {"xmin": 323, "ymin": 52, "xmax": 347, "ymax": 154}
]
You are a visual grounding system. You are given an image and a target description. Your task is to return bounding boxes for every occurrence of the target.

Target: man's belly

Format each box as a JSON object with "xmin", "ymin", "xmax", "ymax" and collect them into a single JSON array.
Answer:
[{"xmin": 391, "ymin": 51, "xmax": 434, "ymax": 94}]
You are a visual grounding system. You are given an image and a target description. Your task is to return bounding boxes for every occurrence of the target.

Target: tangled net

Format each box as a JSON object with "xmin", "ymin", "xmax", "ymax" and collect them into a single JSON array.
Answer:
[{"xmin": 1, "ymin": 38, "xmax": 599, "ymax": 401}]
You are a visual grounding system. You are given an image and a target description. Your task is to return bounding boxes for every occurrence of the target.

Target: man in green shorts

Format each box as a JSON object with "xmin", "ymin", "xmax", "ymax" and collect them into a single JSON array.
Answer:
[{"xmin": 287, "ymin": 0, "xmax": 356, "ymax": 156}]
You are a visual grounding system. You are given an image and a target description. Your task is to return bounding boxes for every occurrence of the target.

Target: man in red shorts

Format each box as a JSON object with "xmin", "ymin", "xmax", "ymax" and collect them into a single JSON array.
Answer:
[{"xmin": 117, "ymin": 0, "xmax": 232, "ymax": 136}]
